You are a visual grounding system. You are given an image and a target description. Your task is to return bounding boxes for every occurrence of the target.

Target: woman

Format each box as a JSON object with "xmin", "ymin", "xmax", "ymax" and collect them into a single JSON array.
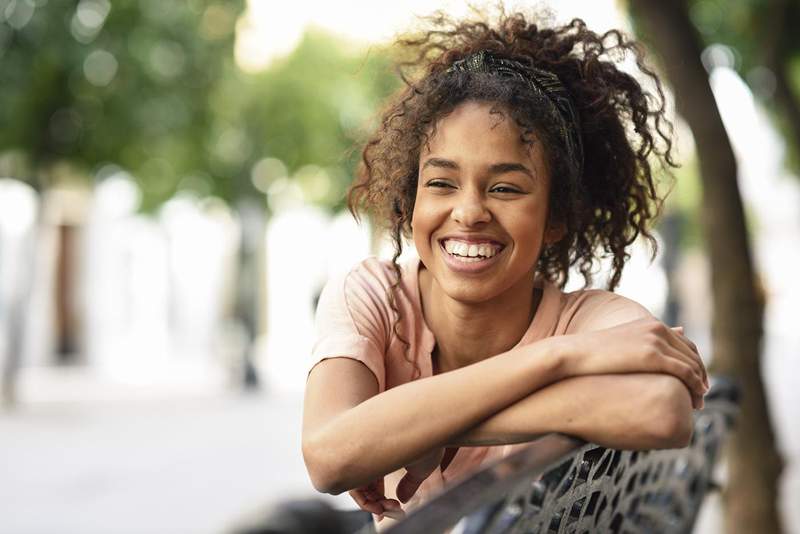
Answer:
[{"xmin": 301, "ymin": 10, "xmax": 708, "ymax": 531}]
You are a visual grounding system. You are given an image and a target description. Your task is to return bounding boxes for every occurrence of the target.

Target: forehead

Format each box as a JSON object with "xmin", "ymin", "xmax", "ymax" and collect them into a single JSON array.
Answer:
[{"xmin": 420, "ymin": 100, "xmax": 545, "ymax": 167}]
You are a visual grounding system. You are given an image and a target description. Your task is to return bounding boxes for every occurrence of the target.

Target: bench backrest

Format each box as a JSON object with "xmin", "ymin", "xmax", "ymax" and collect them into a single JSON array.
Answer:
[{"xmin": 381, "ymin": 377, "xmax": 739, "ymax": 534}]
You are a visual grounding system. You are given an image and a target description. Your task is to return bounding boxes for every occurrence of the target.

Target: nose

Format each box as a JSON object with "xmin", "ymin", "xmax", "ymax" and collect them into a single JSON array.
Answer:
[{"xmin": 450, "ymin": 189, "xmax": 491, "ymax": 226}]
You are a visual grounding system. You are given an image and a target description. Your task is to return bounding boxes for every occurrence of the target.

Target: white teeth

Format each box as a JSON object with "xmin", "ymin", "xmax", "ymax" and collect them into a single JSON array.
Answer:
[{"xmin": 442, "ymin": 239, "xmax": 501, "ymax": 259}]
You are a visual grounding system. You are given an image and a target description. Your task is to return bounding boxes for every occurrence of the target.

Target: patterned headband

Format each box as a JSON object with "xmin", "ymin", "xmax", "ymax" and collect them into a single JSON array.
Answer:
[{"xmin": 446, "ymin": 50, "xmax": 584, "ymax": 179}]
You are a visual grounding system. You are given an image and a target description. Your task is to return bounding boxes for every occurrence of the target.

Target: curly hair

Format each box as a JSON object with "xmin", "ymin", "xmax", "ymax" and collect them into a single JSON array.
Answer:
[{"xmin": 347, "ymin": 10, "xmax": 675, "ymax": 379}]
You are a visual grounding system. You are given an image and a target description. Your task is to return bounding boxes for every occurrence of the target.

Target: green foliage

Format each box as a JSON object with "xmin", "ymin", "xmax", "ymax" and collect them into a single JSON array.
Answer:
[
  {"xmin": 0, "ymin": 0, "xmax": 244, "ymax": 209},
  {"xmin": 662, "ymin": 156, "xmax": 704, "ymax": 250},
  {"xmin": 239, "ymin": 30, "xmax": 400, "ymax": 212},
  {"xmin": 687, "ymin": 0, "xmax": 800, "ymax": 173},
  {"xmin": 0, "ymin": 4, "xmax": 399, "ymax": 211}
]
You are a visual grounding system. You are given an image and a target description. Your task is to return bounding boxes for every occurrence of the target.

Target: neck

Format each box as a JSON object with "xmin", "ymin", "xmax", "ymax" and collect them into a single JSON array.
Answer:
[{"xmin": 419, "ymin": 265, "xmax": 540, "ymax": 373}]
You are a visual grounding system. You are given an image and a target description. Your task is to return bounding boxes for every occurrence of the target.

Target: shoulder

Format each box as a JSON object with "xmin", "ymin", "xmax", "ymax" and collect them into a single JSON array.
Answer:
[
  {"xmin": 336, "ymin": 257, "xmax": 402, "ymax": 316},
  {"xmin": 316, "ymin": 257, "xmax": 400, "ymax": 343},
  {"xmin": 318, "ymin": 257, "xmax": 397, "ymax": 302},
  {"xmin": 559, "ymin": 287, "xmax": 654, "ymax": 333},
  {"xmin": 345, "ymin": 256, "xmax": 400, "ymax": 293}
]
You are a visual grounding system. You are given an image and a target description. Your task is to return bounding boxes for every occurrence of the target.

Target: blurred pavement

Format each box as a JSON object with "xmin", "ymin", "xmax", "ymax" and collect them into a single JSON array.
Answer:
[{"xmin": 0, "ymin": 366, "xmax": 351, "ymax": 534}]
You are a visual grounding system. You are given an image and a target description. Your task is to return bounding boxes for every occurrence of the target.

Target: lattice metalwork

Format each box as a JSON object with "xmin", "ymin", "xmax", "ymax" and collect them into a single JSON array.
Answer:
[{"xmin": 383, "ymin": 376, "xmax": 739, "ymax": 534}]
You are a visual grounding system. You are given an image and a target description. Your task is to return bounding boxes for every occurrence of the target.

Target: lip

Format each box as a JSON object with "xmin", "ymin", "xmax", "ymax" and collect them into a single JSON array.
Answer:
[
  {"xmin": 438, "ymin": 234, "xmax": 505, "ymax": 246},
  {"xmin": 438, "ymin": 239, "xmax": 505, "ymax": 274}
]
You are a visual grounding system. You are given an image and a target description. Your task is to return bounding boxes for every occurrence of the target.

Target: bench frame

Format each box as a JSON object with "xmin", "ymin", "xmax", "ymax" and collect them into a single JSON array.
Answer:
[{"xmin": 379, "ymin": 377, "xmax": 738, "ymax": 534}]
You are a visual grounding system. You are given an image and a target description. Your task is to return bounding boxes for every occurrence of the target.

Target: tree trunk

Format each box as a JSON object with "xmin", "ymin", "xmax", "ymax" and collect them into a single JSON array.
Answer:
[
  {"xmin": 770, "ymin": 60, "xmax": 800, "ymax": 165},
  {"xmin": 628, "ymin": 1, "xmax": 784, "ymax": 533},
  {"xmin": 762, "ymin": 0, "xmax": 800, "ymax": 168}
]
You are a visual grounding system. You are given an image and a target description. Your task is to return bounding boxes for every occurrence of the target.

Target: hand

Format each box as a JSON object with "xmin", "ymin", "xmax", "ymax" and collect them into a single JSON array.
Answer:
[
  {"xmin": 670, "ymin": 325, "xmax": 708, "ymax": 409},
  {"xmin": 396, "ymin": 447, "xmax": 445, "ymax": 504},
  {"xmin": 348, "ymin": 447, "xmax": 444, "ymax": 522},
  {"xmin": 562, "ymin": 318, "xmax": 709, "ymax": 407},
  {"xmin": 348, "ymin": 478, "xmax": 405, "ymax": 522}
]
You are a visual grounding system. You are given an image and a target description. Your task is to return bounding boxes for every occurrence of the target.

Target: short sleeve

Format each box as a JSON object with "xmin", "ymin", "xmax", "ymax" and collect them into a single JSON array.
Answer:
[
  {"xmin": 307, "ymin": 265, "xmax": 391, "ymax": 393},
  {"xmin": 562, "ymin": 289, "xmax": 654, "ymax": 334}
]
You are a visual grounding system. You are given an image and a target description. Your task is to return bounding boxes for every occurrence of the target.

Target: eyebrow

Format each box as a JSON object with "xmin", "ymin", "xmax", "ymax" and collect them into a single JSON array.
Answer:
[{"xmin": 421, "ymin": 158, "xmax": 535, "ymax": 181}]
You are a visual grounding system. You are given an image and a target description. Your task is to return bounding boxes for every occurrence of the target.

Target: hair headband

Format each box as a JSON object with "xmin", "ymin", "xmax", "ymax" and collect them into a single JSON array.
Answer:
[{"xmin": 446, "ymin": 50, "xmax": 584, "ymax": 179}]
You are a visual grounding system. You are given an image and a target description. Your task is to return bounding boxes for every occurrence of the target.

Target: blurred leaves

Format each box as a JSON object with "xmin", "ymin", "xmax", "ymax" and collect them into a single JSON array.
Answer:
[
  {"xmin": 239, "ymin": 30, "xmax": 399, "ymax": 212},
  {"xmin": 687, "ymin": 0, "xmax": 800, "ymax": 173},
  {"xmin": 0, "ymin": 0, "xmax": 244, "ymax": 209},
  {"xmin": 0, "ymin": 2, "xmax": 399, "ymax": 211}
]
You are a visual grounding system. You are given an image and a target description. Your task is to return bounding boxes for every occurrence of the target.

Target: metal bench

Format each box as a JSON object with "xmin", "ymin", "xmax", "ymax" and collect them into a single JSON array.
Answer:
[{"xmin": 378, "ymin": 376, "xmax": 739, "ymax": 534}]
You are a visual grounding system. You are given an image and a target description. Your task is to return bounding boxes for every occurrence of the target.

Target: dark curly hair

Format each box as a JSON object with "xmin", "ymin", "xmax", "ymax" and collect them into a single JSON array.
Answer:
[{"xmin": 347, "ymin": 9, "xmax": 675, "ymax": 379}]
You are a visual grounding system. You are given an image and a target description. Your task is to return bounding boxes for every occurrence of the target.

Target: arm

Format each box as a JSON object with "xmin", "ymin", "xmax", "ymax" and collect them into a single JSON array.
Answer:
[
  {"xmin": 304, "ymin": 320, "xmax": 706, "ymax": 496},
  {"xmin": 302, "ymin": 335, "xmax": 568, "ymax": 495},
  {"xmin": 447, "ymin": 373, "xmax": 694, "ymax": 450}
]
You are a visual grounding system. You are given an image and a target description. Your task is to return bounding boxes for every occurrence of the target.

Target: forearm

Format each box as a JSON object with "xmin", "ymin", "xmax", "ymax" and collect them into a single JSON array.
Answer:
[
  {"xmin": 307, "ymin": 337, "xmax": 567, "ymax": 494},
  {"xmin": 446, "ymin": 373, "xmax": 694, "ymax": 450}
]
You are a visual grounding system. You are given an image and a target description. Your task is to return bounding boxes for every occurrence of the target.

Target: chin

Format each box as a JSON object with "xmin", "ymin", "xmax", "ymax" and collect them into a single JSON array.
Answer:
[{"xmin": 438, "ymin": 279, "xmax": 502, "ymax": 304}]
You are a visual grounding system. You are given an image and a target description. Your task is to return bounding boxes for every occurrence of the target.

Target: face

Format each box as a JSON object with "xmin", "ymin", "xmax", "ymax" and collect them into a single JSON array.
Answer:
[{"xmin": 411, "ymin": 100, "xmax": 560, "ymax": 304}]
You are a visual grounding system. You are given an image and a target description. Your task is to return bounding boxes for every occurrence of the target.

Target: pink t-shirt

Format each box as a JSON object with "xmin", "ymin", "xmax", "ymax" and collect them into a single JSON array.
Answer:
[{"xmin": 307, "ymin": 256, "xmax": 652, "ymax": 529}]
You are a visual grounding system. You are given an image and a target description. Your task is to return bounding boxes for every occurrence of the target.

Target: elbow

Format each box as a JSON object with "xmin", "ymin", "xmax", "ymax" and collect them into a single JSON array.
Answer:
[
  {"xmin": 645, "ymin": 376, "xmax": 694, "ymax": 449},
  {"xmin": 302, "ymin": 434, "xmax": 348, "ymax": 495}
]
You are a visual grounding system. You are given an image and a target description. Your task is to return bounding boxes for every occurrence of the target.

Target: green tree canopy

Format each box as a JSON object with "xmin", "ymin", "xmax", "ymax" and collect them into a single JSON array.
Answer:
[
  {"xmin": 0, "ymin": 0, "xmax": 243, "ymax": 209},
  {"xmin": 239, "ymin": 29, "xmax": 399, "ymax": 212}
]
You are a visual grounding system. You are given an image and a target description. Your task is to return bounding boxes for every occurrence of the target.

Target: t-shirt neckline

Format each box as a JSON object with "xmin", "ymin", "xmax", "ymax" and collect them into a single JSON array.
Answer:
[{"xmin": 406, "ymin": 256, "xmax": 559, "ymax": 362}]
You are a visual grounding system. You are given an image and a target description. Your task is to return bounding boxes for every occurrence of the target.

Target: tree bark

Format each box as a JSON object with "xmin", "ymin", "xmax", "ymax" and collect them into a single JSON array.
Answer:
[
  {"xmin": 762, "ymin": 0, "xmax": 800, "ymax": 167},
  {"xmin": 769, "ymin": 60, "xmax": 800, "ymax": 165},
  {"xmin": 628, "ymin": 1, "xmax": 784, "ymax": 533}
]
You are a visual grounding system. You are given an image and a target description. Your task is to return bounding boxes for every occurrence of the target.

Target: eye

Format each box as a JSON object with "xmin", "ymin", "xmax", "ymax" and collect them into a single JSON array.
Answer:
[
  {"xmin": 490, "ymin": 185, "xmax": 522, "ymax": 194},
  {"xmin": 425, "ymin": 179, "xmax": 455, "ymax": 188}
]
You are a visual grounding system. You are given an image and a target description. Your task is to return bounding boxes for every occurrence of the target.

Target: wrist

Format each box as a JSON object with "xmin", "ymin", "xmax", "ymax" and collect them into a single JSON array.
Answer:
[{"xmin": 533, "ymin": 335, "xmax": 574, "ymax": 382}]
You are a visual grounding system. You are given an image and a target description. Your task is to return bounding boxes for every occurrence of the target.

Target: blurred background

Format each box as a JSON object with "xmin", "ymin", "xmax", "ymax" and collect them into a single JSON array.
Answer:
[{"xmin": 0, "ymin": 0, "xmax": 798, "ymax": 533}]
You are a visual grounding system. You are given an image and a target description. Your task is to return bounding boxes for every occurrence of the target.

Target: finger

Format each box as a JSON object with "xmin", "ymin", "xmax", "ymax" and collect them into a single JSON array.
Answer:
[
  {"xmin": 382, "ymin": 508, "xmax": 406, "ymax": 520},
  {"xmin": 668, "ymin": 330, "xmax": 708, "ymax": 389},
  {"xmin": 674, "ymin": 331, "xmax": 709, "ymax": 389},
  {"xmin": 669, "ymin": 328, "xmax": 703, "ymax": 370},
  {"xmin": 669, "ymin": 327, "xmax": 697, "ymax": 354},
  {"xmin": 397, "ymin": 474, "xmax": 423, "ymax": 504},
  {"xmin": 661, "ymin": 336, "xmax": 705, "ymax": 391},
  {"xmin": 364, "ymin": 479, "xmax": 386, "ymax": 502},
  {"xmin": 380, "ymin": 499, "xmax": 402, "ymax": 510},
  {"xmin": 667, "ymin": 327, "xmax": 700, "ymax": 361},
  {"xmin": 349, "ymin": 490, "xmax": 385, "ymax": 515},
  {"xmin": 691, "ymin": 392, "xmax": 706, "ymax": 410},
  {"xmin": 691, "ymin": 392, "xmax": 702, "ymax": 410},
  {"xmin": 659, "ymin": 350, "xmax": 705, "ymax": 398},
  {"xmin": 668, "ymin": 348, "xmax": 705, "ymax": 397}
]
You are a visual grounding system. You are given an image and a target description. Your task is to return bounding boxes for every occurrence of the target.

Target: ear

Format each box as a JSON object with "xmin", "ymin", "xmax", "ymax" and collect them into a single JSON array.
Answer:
[{"xmin": 544, "ymin": 222, "xmax": 566, "ymax": 245}]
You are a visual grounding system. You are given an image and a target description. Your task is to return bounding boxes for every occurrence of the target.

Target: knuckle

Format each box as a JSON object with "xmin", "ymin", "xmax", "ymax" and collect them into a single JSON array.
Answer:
[
  {"xmin": 648, "ymin": 320, "xmax": 667, "ymax": 335},
  {"xmin": 680, "ymin": 365, "xmax": 693, "ymax": 381},
  {"xmin": 645, "ymin": 334, "xmax": 660, "ymax": 352}
]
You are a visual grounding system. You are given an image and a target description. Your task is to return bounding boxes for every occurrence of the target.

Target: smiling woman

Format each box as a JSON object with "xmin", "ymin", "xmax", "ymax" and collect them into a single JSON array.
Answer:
[{"xmin": 301, "ymin": 9, "xmax": 708, "ymax": 533}]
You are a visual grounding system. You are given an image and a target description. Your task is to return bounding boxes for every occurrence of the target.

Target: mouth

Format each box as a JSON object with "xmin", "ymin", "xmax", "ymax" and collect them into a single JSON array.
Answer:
[{"xmin": 438, "ymin": 238, "xmax": 505, "ymax": 267}]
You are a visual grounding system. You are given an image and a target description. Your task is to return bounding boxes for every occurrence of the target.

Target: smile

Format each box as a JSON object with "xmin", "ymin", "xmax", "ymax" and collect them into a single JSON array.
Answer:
[
  {"xmin": 442, "ymin": 238, "xmax": 503, "ymax": 258},
  {"xmin": 438, "ymin": 238, "xmax": 505, "ymax": 271}
]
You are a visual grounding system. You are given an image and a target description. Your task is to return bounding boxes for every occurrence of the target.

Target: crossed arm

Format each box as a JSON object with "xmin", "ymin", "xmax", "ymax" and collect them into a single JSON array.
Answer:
[
  {"xmin": 302, "ymin": 319, "xmax": 707, "ymax": 505},
  {"xmin": 446, "ymin": 371, "xmax": 694, "ymax": 449}
]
